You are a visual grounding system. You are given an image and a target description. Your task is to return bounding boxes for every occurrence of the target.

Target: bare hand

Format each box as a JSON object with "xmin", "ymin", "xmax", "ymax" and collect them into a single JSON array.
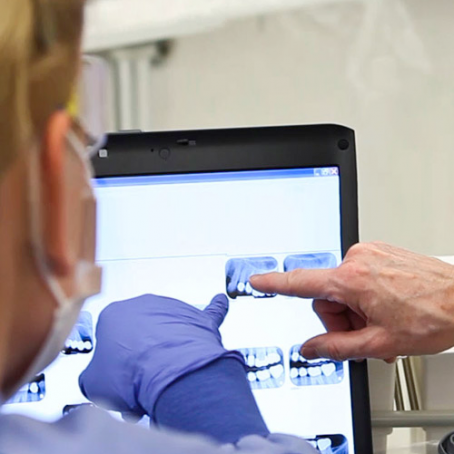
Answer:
[{"xmin": 250, "ymin": 242, "xmax": 454, "ymax": 361}]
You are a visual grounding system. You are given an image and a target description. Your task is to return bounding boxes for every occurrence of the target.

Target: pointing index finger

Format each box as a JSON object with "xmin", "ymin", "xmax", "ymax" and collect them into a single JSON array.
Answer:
[
  {"xmin": 204, "ymin": 294, "xmax": 229, "ymax": 328},
  {"xmin": 249, "ymin": 268, "xmax": 336, "ymax": 300}
]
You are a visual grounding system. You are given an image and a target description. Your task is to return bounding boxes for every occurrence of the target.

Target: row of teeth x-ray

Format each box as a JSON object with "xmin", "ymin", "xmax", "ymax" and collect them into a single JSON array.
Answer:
[
  {"xmin": 239, "ymin": 346, "xmax": 343, "ymax": 389},
  {"xmin": 307, "ymin": 435, "xmax": 348, "ymax": 454},
  {"xmin": 8, "ymin": 344, "xmax": 344, "ymax": 405},
  {"xmin": 6, "ymin": 312, "xmax": 95, "ymax": 405},
  {"xmin": 7, "ymin": 371, "xmax": 348, "ymax": 453},
  {"xmin": 62, "ymin": 312, "xmax": 94, "ymax": 355},
  {"xmin": 239, "ymin": 347, "xmax": 285, "ymax": 389},
  {"xmin": 289, "ymin": 346, "xmax": 344, "ymax": 386},
  {"xmin": 5, "ymin": 250, "xmax": 347, "ymax": 452},
  {"xmin": 226, "ymin": 253, "xmax": 337, "ymax": 299},
  {"xmin": 7, "ymin": 374, "xmax": 46, "ymax": 405}
]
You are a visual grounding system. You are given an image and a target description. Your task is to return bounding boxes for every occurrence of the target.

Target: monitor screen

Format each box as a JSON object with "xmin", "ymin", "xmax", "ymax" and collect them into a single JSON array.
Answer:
[{"xmin": 3, "ymin": 167, "xmax": 352, "ymax": 454}]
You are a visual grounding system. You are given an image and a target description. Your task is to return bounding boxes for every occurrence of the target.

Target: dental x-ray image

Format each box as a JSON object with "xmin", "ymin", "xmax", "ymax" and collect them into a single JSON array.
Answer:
[
  {"xmin": 226, "ymin": 257, "xmax": 278, "ymax": 299},
  {"xmin": 307, "ymin": 435, "xmax": 348, "ymax": 454},
  {"xmin": 289, "ymin": 345, "xmax": 344, "ymax": 386},
  {"xmin": 62, "ymin": 312, "xmax": 94, "ymax": 355},
  {"xmin": 6, "ymin": 374, "xmax": 46, "ymax": 404},
  {"xmin": 63, "ymin": 403, "xmax": 95, "ymax": 416},
  {"xmin": 283, "ymin": 253, "xmax": 337, "ymax": 272},
  {"xmin": 238, "ymin": 347, "xmax": 285, "ymax": 390}
]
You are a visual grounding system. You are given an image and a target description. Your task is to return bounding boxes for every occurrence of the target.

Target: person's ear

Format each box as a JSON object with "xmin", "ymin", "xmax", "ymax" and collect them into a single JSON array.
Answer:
[{"xmin": 39, "ymin": 110, "xmax": 72, "ymax": 277}]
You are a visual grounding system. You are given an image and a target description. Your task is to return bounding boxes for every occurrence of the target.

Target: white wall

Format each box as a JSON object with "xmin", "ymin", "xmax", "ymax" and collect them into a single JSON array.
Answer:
[{"xmin": 143, "ymin": 0, "xmax": 454, "ymax": 256}]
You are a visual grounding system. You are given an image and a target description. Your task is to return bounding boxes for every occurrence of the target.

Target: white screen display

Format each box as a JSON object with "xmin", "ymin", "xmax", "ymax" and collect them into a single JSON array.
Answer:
[{"xmin": 3, "ymin": 167, "xmax": 354, "ymax": 454}]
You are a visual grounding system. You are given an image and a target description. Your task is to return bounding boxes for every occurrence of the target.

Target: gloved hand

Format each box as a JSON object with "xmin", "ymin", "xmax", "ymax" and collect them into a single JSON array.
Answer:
[{"xmin": 79, "ymin": 293, "xmax": 244, "ymax": 420}]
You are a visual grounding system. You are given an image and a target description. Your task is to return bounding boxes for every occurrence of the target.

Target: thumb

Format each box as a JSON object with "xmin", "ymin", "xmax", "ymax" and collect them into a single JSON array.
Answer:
[
  {"xmin": 301, "ymin": 327, "xmax": 385, "ymax": 362},
  {"xmin": 204, "ymin": 294, "xmax": 229, "ymax": 328}
]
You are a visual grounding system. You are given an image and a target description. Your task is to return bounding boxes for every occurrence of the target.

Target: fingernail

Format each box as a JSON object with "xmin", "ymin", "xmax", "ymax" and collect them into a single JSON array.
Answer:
[
  {"xmin": 300, "ymin": 347, "xmax": 318, "ymax": 360},
  {"xmin": 249, "ymin": 276, "xmax": 260, "ymax": 288}
]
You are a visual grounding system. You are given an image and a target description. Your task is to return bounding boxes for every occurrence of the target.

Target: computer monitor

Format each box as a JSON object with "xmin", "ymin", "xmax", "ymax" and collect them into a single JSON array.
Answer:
[{"xmin": 3, "ymin": 125, "xmax": 372, "ymax": 454}]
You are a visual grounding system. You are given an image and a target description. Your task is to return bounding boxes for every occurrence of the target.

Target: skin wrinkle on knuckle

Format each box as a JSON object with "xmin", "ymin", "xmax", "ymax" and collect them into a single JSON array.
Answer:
[
  {"xmin": 369, "ymin": 333, "xmax": 389, "ymax": 360},
  {"xmin": 370, "ymin": 241, "xmax": 387, "ymax": 250},
  {"xmin": 372, "ymin": 248, "xmax": 390, "ymax": 263},
  {"xmin": 365, "ymin": 296, "xmax": 384, "ymax": 324},
  {"xmin": 353, "ymin": 262, "xmax": 371, "ymax": 282},
  {"xmin": 328, "ymin": 271, "xmax": 347, "ymax": 304},
  {"xmin": 332, "ymin": 262, "xmax": 368, "ymax": 304},
  {"xmin": 360, "ymin": 242, "xmax": 374, "ymax": 252},
  {"xmin": 359, "ymin": 242, "xmax": 380, "ymax": 255},
  {"xmin": 377, "ymin": 325, "xmax": 404, "ymax": 358},
  {"xmin": 326, "ymin": 343, "xmax": 345, "ymax": 362},
  {"xmin": 286, "ymin": 270, "xmax": 304, "ymax": 296}
]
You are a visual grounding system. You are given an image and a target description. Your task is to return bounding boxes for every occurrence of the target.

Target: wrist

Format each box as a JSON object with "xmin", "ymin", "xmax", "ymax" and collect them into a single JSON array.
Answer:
[{"xmin": 154, "ymin": 357, "xmax": 269, "ymax": 444}]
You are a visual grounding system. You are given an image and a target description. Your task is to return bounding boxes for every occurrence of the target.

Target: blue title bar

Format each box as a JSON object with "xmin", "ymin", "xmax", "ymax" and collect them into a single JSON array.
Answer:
[{"xmin": 94, "ymin": 167, "xmax": 339, "ymax": 188}]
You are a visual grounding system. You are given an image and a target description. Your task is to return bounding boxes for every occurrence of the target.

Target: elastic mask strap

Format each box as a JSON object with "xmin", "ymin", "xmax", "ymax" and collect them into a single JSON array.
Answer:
[
  {"xmin": 66, "ymin": 130, "xmax": 95, "ymax": 183},
  {"xmin": 28, "ymin": 145, "xmax": 68, "ymax": 307},
  {"xmin": 65, "ymin": 130, "xmax": 102, "ymax": 297}
]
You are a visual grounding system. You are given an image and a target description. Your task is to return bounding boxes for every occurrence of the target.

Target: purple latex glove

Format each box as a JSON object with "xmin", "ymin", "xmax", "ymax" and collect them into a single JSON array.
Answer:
[{"xmin": 79, "ymin": 294, "xmax": 244, "ymax": 420}]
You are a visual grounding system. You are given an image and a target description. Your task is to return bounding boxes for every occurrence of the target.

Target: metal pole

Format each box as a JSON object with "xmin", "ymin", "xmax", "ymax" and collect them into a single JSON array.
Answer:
[
  {"xmin": 135, "ymin": 45, "xmax": 157, "ymax": 131},
  {"xmin": 403, "ymin": 357, "xmax": 420, "ymax": 411},
  {"xmin": 395, "ymin": 362, "xmax": 405, "ymax": 411},
  {"xmin": 372, "ymin": 411, "xmax": 454, "ymax": 428},
  {"xmin": 112, "ymin": 50, "xmax": 135, "ymax": 130}
]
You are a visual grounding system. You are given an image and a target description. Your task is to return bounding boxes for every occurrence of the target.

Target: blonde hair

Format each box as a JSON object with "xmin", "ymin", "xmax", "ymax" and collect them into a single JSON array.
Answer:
[{"xmin": 0, "ymin": 0, "xmax": 84, "ymax": 178}]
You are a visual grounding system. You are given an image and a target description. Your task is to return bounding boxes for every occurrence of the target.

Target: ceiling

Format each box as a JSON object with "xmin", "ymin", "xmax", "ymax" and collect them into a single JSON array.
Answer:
[{"xmin": 83, "ymin": 0, "xmax": 351, "ymax": 52}]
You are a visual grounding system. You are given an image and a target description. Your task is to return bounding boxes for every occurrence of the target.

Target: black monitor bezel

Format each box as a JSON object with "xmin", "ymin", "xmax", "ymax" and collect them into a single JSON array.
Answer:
[{"xmin": 92, "ymin": 124, "xmax": 373, "ymax": 454}]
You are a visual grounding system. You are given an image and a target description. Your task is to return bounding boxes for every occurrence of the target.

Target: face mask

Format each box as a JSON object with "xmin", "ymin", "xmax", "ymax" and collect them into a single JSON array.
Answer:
[{"xmin": 5, "ymin": 130, "xmax": 102, "ymax": 400}]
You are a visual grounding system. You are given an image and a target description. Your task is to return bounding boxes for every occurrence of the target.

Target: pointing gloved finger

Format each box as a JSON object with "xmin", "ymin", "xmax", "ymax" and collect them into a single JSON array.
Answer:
[
  {"xmin": 249, "ymin": 269, "xmax": 336, "ymax": 299},
  {"xmin": 300, "ymin": 327, "xmax": 388, "ymax": 362},
  {"xmin": 204, "ymin": 294, "xmax": 229, "ymax": 328}
]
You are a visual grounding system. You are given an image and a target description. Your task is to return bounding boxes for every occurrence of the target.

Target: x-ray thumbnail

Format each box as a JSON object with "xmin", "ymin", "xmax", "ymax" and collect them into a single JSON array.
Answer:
[
  {"xmin": 226, "ymin": 257, "xmax": 278, "ymax": 299},
  {"xmin": 7, "ymin": 374, "xmax": 46, "ymax": 404},
  {"xmin": 63, "ymin": 403, "xmax": 95, "ymax": 416},
  {"xmin": 62, "ymin": 312, "xmax": 93, "ymax": 355},
  {"xmin": 238, "ymin": 347, "xmax": 285, "ymax": 390},
  {"xmin": 307, "ymin": 435, "xmax": 348, "ymax": 454},
  {"xmin": 289, "ymin": 346, "xmax": 344, "ymax": 386},
  {"xmin": 284, "ymin": 253, "xmax": 337, "ymax": 272}
]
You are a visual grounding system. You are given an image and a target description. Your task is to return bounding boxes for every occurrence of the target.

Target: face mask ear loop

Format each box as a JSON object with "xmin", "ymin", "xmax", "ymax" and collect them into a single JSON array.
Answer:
[
  {"xmin": 66, "ymin": 130, "xmax": 95, "ymax": 182},
  {"xmin": 28, "ymin": 145, "xmax": 68, "ymax": 307},
  {"xmin": 3, "ymin": 141, "xmax": 103, "ymax": 400},
  {"xmin": 63, "ymin": 130, "xmax": 103, "ymax": 296}
]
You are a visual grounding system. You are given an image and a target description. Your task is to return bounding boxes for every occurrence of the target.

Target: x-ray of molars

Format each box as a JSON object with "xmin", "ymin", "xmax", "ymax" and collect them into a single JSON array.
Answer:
[
  {"xmin": 226, "ymin": 257, "xmax": 278, "ymax": 299},
  {"xmin": 63, "ymin": 403, "xmax": 95, "ymax": 416},
  {"xmin": 7, "ymin": 374, "xmax": 46, "ymax": 404},
  {"xmin": 289, "ymin": 346, "xmax": 344, "ymax": 386},
  {"xmin": 284, "ymin": 253, "xmax": 337, "ymax": 272},
  {"xmin": 238, "ymin": 347, "xmax": 285, "ymax": 390},
  {"xmin": 307, "ymin": 435, "xmax": 348, "ymax": 454},
  {"xmin": 62, "ymin": 312, "xmax": 94, "ymax": 355}
]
